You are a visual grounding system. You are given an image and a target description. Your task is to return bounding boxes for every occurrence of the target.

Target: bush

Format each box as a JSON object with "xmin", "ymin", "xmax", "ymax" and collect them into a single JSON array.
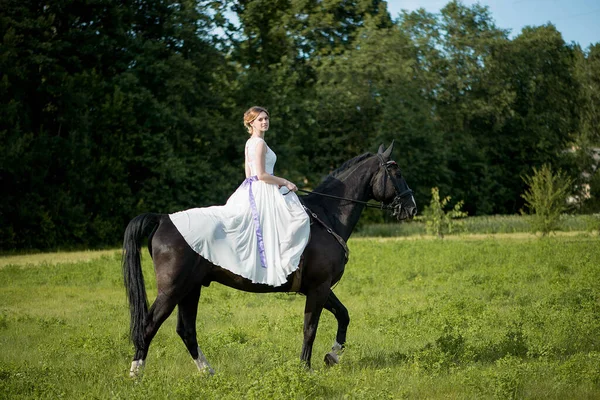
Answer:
[
  {"xmin": 423, "ymin": 187, "xmax": 468, "ymax": 238},
  {"xmin": 521, "ymin": 164, "xmax": 574, "ymax": 236}
]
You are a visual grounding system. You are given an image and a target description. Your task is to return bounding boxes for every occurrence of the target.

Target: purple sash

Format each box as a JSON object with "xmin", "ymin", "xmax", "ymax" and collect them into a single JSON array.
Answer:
[{"xmin": 243, "ymin": 176, "xmax": 267, "ymax": 269}]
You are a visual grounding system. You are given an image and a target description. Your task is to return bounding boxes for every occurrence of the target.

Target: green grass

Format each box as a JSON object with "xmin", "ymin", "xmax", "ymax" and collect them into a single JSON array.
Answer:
[{"xmin": 1, "ymin": 236, "xmax": 600, "ymax": 399}]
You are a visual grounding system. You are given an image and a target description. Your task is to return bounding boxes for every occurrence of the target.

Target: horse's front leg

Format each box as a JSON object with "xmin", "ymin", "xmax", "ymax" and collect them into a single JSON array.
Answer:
[
  {"xmin": 300, "ymin": 281, "xmax": 331, "ymax": 368},
  {"xmin": 323, "ymin": 290, "xmax": 349, "ymax": 366}
]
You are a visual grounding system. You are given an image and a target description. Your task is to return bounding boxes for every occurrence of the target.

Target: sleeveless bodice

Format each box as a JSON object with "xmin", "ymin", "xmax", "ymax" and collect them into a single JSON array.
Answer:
[{"xmin": 246, "ymin": 137, "xmax": 276, "ymax": 175}]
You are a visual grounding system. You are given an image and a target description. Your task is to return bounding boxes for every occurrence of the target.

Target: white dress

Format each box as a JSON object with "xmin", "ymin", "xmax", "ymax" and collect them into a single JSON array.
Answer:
[{"xmin": 169, "ymin": 137, "xmax": 311, "ymax": 286}]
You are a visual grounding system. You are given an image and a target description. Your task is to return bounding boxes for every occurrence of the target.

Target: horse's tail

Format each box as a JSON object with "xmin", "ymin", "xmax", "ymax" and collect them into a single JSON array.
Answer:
[{"xmin": 122, "ymin": 213, "xmax": 162, "ymax": 350}]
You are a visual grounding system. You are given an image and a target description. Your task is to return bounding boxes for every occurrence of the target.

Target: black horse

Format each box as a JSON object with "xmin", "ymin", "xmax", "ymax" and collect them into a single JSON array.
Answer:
[{"xmin": 123, "ymin": 142, "xmax": 417, "ymax": 377}]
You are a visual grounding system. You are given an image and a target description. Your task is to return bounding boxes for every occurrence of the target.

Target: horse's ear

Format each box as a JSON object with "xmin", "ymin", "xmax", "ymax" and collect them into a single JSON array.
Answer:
[
  {"xmin": 382, "ymin": 140, "xmax": 395, "ymax": 159},
  {"xmin": 377, "ymin": 144, "xmax": 385, "ymax": 154}
]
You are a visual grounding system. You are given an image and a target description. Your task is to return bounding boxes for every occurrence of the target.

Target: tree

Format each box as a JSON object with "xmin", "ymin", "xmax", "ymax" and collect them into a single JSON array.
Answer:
[
  {"xmin": 0, "ymin": 0, "xmax": 231, "ymax": 249},
  {"xmin": 309, "ymin": 21, "xmax": 450, "ymax": 207},
  {"xmin": 224, "ymin": 0, "xmax": 394, "ymax": 189},
  {"xmin": 521, "ymin": 164, "xmax": 573, "ymax": 236},
  {"xmin": 399, "ymin": 1, "xmax": 514, "ymax": 215},
  {"xmin": 1, "ymin": 0, "xmax": 139, "ymax": 248},
  {"xmin": 572, "ymin": 44, "xmax": 600, "ymax": 212},
  {"xmin": 489, "ymin": 25, "xmax": 580, "ymax": 214}
]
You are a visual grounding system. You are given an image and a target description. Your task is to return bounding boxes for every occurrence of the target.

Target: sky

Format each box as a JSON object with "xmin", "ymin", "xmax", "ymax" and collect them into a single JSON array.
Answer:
[{"xmin": 387, "ymin": 0, "xmax": 600, "ymax": 49}]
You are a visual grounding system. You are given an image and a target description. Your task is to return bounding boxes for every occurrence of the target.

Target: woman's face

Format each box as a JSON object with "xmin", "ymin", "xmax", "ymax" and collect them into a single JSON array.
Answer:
[{"xmin": 250, "ymin": 111, "xmax": 270, "ymax": 134}]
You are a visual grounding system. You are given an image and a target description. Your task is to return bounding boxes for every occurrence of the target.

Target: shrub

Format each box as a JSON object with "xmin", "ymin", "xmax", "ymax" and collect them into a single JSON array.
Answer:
[
  {"xmin": 423, "ymin": 187, "xmax": 467, "ymax": 238},
  {"xmin": 521, "ymin": 164, "xmax": 573, "ymax": 236}
]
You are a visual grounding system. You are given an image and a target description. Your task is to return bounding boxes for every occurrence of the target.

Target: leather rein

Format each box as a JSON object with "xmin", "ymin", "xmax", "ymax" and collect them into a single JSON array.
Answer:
[{"xmin": 293, "ymin": 154, "xmax": 413, "ymax": 212}]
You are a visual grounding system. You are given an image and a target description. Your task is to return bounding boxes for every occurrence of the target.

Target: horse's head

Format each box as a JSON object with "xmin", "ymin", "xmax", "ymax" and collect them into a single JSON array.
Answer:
[{"xmin": 371, "ymin": 142, "xmax": 417, "ymax": 221}]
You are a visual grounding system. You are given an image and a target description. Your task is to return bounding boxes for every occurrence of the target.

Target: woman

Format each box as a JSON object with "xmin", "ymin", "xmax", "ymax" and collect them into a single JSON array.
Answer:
[{"xmin": 169, "ymin": 106, "xmax": 310, "ymax": 286}]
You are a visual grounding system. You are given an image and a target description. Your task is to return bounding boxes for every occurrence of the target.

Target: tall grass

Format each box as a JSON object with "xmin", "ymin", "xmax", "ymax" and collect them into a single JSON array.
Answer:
[
  {"xmin": 356, "ymin": 214, "xmax": 599, "ymax": 237},
  {"xmin": 1, "ymin": 236, "xmax": 600, "ymax": 399}
]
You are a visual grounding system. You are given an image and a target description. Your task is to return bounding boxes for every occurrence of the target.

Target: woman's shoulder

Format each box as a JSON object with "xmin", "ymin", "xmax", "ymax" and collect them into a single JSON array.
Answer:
[{"xmin": 246, "ymin": 137, "xmax": 267, "ymax": 149}]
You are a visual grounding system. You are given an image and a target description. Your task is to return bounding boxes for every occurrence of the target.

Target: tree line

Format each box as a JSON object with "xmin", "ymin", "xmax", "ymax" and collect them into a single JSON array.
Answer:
[{"xmin": 1, "ymin": 0, "xmax": 599, "ymax": 250}]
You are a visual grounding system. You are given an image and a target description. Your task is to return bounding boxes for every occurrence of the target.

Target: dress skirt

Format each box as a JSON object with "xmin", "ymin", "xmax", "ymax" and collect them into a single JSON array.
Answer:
[{"xmin": 169, "ymin": 178, "xmax": 310, "ymax": 287}]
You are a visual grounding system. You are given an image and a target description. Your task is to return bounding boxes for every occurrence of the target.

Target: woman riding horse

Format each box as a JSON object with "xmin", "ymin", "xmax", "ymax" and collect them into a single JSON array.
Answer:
[{"xmin": 123, "ymin": 110, "xmax": 417, "ymax": 376}]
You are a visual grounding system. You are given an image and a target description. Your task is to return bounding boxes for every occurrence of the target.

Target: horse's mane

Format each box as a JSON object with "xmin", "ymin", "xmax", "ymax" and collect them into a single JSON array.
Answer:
[{"xmin": 313, "ymin": 152, "xmax": 374, "ymax": 193}]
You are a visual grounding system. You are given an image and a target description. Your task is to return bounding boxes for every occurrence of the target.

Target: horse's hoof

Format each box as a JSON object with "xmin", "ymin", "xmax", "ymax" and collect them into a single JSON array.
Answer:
[
  {"xmin": 129, "ymin": 360, "xmax": 145, "ymax": 378},
  {"xmin": 324, "ymin": 352, "xmax": 339, "ymax": 367},
  {"xmin": 194, "ymin": 358, "xmax": 215, "ymax": 376}
]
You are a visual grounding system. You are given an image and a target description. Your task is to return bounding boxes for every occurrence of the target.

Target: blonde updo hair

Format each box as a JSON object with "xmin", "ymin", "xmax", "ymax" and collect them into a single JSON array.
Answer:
[{"xmin": 243, "ymin": 106, "xmax": 269, "ymax": 134}]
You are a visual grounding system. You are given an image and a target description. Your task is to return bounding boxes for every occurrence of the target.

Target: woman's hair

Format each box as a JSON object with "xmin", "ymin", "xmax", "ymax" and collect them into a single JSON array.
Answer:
[{"xmin": 243, "ymin": 106, "xmax": 269, "ymax": 134}]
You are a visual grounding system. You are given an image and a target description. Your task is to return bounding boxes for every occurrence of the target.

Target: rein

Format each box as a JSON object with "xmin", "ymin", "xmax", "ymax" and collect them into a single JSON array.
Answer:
[
  {"xmin": 290, "ymin": 156, "xmax": 413, "ymax": 212},
  {"xmin": 295, "ymin": 188, "xmax": 398, "ymax": 210}
]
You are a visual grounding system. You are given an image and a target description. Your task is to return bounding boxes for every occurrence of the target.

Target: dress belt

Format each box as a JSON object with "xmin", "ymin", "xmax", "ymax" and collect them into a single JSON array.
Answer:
[{"xmin": 242, "ymin": 176, "xmax": 267, "ymax": 269}]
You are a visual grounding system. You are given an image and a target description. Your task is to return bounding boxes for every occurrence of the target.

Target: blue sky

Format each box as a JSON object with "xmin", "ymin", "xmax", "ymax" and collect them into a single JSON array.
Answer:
[{"xmin": 387, "ymin": 0, "xmax": 600, "ymax": 49}]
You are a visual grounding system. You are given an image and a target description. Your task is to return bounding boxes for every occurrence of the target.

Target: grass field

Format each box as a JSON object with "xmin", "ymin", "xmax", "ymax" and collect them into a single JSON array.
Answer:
[
  {"xmin": 1, "ymin": 234, "xmax": 600, "ymax": 399},
  {"xmin": 356, "ymin": 214, "xmax": 600, "ymax": 237}
]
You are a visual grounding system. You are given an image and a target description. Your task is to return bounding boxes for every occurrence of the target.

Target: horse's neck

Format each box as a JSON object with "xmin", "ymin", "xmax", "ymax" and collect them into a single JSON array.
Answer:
[{"xmin": 318, "ymin": 162, "xmax": 376, "ymax": 241}]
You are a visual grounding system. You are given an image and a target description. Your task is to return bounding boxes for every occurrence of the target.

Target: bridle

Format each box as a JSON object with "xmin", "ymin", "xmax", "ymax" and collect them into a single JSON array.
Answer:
[
  {"xmin": 374, "ymin": 153, "xmax": 414, "ymax": 218},
  {"xmin": 290, "ymin": 154, "xmax": 414, "ymax": 266},
  {"xmin": 291, "ymin": 154, "xmax": 414, "ymax": 216}
]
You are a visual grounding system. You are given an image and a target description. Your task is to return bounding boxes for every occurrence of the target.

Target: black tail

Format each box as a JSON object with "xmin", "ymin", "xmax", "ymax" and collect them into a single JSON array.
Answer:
[{"xmin": 122, "ymin": 213, "xmax": 161, "ymax": 350}]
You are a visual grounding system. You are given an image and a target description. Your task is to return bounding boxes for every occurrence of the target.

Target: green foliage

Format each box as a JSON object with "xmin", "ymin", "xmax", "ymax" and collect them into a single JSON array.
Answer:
[
  {"xmin": 521, "ymin": 164, "xmax": 574, "ymax": 236},
  {"xmin": 1, "ymin": 0, "xmax": 599, "ymax": 250},
  {"xmin": 0, "ymin": 0, "xmax": 234, "ymax": 250},
  {"xmin": 490, "ymin": 356, "xmax": 526, "ymax": 400},
  {"xmin": 580, "ymin": 168, "xmax": 600, "ymax": 213},
  {"xmin": 583, "ymin": 214, "xmax": 600, "ymax": 234},
  {"xmin": 572, "ymin": 44, "xmax": 600, "ymax": 209},
  {"xmin": 423, "ymin": 187, "xmax": 468, "ymax": 238}
]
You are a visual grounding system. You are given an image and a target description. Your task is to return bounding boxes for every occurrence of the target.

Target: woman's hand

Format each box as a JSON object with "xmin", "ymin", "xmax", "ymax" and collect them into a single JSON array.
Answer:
[{"xmin": 284, "ymin": 180, "xmax": 298, "ymax": 192}]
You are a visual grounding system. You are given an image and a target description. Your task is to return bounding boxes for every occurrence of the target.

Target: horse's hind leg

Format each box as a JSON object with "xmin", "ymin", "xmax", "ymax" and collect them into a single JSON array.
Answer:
[
  {"xmin": 323, "ymin": 290, "xmax": 349, "ymax": 366},
  {"xmin": 130, "ymin": 292, "xmax": 179, "ymax": 377},
  {"xmin": 176, "ymin": 285, "xmax": 214, "ymax": 375}
]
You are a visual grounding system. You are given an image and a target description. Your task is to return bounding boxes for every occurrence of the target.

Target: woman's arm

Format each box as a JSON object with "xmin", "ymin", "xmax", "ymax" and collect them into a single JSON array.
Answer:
[{"xmin": 253, "ymin": 140, "xmax": 298, "ymax": 192}]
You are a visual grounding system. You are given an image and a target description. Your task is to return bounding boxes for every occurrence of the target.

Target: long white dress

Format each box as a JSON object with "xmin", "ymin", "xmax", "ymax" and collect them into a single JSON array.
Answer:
[{"xmin": 169, "ymin": 137, "xmax": 311, "ymax": 286}]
